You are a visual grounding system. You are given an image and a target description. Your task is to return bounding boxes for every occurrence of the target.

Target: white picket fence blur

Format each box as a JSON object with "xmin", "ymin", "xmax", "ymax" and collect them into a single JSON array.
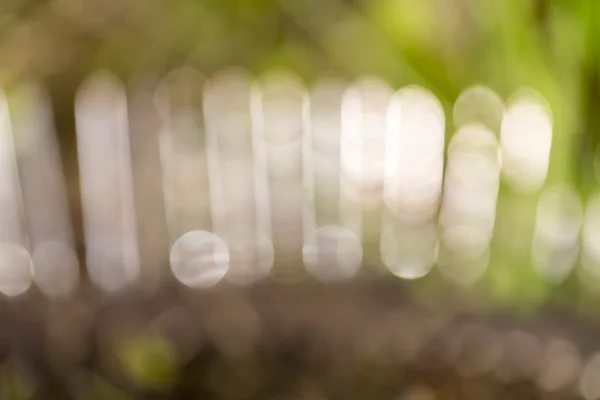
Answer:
[{"xmin": 0, "ymin": 67, "xmax": 568, "ymax": 298}]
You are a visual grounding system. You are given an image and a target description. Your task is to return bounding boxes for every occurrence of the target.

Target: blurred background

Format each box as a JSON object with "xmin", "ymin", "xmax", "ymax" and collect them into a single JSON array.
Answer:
[{"xmin": 0, "ymin": 0, "xmax": 598, "ymax": 398}]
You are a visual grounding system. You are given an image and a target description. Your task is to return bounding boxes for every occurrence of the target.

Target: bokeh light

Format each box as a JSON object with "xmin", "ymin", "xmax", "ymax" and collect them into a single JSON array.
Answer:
[
  {"xmin": 308, "ymin": 79, "xmax": 345, "ymax": 228},
  {"xmin": 339, "ymin": 77, "xmax": 393, "ymax": 267},
  {"xmin": 381, "ymin": 219, "xmax": 438, "ymax": 279},
  {"xmin": 225, "ymin": 231, "xmax": 274, "ymax": 285},
  {"xmin": 10, "ymin": 84, "xmax": 79, "ymax": 297},
  {"xmin": 75, "ymin": 71, "xmax": 139, "ymax": 292},
  {"xmin": 310, "ymin": 78, "xmax": 345, "ymax": 157},
  {"xmin": 0, "ymin": 89, "xmax": 33, "ymax": 297},
  {"xmin": 380, "ymin": 85, "xmax": 443, "ymax": 280},
  {"xmin": 0, "ymin": 0, "xmax": 597, "ymax": 396},
  {"xmin": 453, "ymin": 85, "xmax": 504, "ymax": 133},
  {"xmin": 384, "ymin": 85, "xmax": 444, "ymax": 223},
  {"xmin": 340, "ymin": 77, "xmax": 392, "ymax": 190},
  {"xmin": 0, "ymin": 242, "xmax": 33, "ymax": 296},
  {"xmin": 256, "ymin": 70, "xmax": 307, "ymax": 281},
  {"xmin": 532, "ymin": 185, "xmax": 582, "ymax": 282},
  {"xmin": 0, "ymin": 91, "xmax": 27, "ymax": 255},
  {"xmin": 156, "ymin": 69, "xmax": 212, "ymax": 242},
  {"xmin": 500, "ymin": 89, "xmax": 553, "ymax": 193},
  {"xmin": 204, "ymin": 69, "xmax": 275, "ymax": 285},
  {"xmin": 438, "ymin": 124, "xmax": 501, "ymax": 285},
  {"xmin": 32, "ymin": 241, "xmax": 79, "ymax": 298},
  {"xmin": 169, "ymin": 230, "xmax": 229, "ymax": 289},
  {"xmin": 303, "ymin": 225, "xmax": 362, "ymax": 282}
]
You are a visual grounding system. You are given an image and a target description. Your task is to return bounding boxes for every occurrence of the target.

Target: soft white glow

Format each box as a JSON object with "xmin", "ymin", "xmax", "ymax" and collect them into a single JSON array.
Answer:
[
  {"xmin": 303, "ymin": 225, "xmax": 362, "ymax": 282},
  {"xmin": 453, "ymin": 85, "xmax": 504, "ymax": 133},
  {"xmin": 380, "ymin": 86, "xmax": 444, "ymax": 280},
  {"xmin": 257, "ymin": 70, "xmax": 306, "ymax": 179},
  {"xmin": 341, "ymin": 133, "xmax": 387, "ymax": 189},
  {"xmin": 532, "ymin": 237, "xmax": 579, "ymax": 283},
  {"xmin": 441, "ymin": 182, "xmax": 498, "ymax": 237},
  {"xmin": 204, "ymin": 68, "xmax": 274, "ymax": 284},
  {"xmin": 438, "ymin": 124, "xmax": 500, "ymax": 284},
  {"xmin": 380, "ymin": 219, "xmax": 438, "ymax": 279},
  {"xmin": 340, "ymin": 77, "xmax": 392, "ymax": 189},
  {"xmin": 437, "ymin": 225, "xmax": 491, "ymax": 285},
  {"xmin": 154, "ymin": 67, "xmax": 205, "ymax": 123},
  {"xmin": 384, "ymin": 85, "xmax": 445, "ymax": 222},
  {"xmin": 501, "ymin": 89, "xmax": 552, "ymax": 192},
  {"xmin": 254, "ymin": 70, "xmax": 307, "ymax": 281},
  {"xmin": 203, "ymin": 67, "xmax": 254, "ymax": 125},
  {"xmin": 310, "ymin": 79, "xmax": 345, "ymax": 155},
  {"xmin": 446, "ymin": 126, "xmax": 500, "ymax": 171},
  {"xmin": 156, "ymin": 71, "xmax": 210, "ymax": 200},
  {"xmin": 159, "ymin": 70, "xmax": 261, "ymax": 288},
  {"xmin": 157, "ymin": 119, "xmax": 210, "ymax": 242},
  {"xmin": 0, "ymin": 90, "xmax": 31, "ymax": 296},
  {"xmin": 75, "ymin": 72, "xmax": 139, "ymax": 292},
  {"xmin": 441, "ymin": 129, "xmax": 500, "ymax": 227},
  {"xmin": 339, "ymin": 78, "xmax": 393, "ymax": 247},
  {"xmin": 9, "ymin": 84, "xmax": 79, "ymax": 297},
  {"xmin": 0, "ymin": 242, "xmax": 32, "ymax": 296},
  {"xmin": 308, "ymin": 79, "xmax": 345, "ymax": 230},
  {"xmin": 0, "ymin": 92, "xmax": 26, "ymax": 246},
  {"xmin": 532, "ymin": 185, "xmax": 582, "ymax": 282},
  {"xmin": 259, "ymin": 71, "xmax": 306, "ymax": 143},
  {"xmin": 225, "ymin": 231, "xmax": 274, "ymax": 285},
  {"xmin": 32, "ymin": 241, "xmax": 79, "ymax": 297},
  {"xmin": 306, "ymin": 80, "xmax": 369, "ymax": 281},
  {"xmin": 170, "ymin": 230, "xmax": 229, "ymax": 288}
]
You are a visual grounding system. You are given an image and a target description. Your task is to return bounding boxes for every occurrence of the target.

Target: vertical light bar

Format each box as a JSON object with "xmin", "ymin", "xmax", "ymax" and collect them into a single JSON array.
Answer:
[
  {"xmin": 11, "ymin": 84, "xmax": 78, "ymax": 297},
  {"xmin": 308, "ymin": 79, "xmax": 345, "ymax": 228},
  {"xmin": 531, "ymin": 185, "xmax": 581, "ymax": 282},
  {"xmin": 381, "ymin": 86, "xmax": 445, "ymax": 279},
  {"xmin": 501, "ymin": 89, "xmax": 553, "ymax": 193},
  {"xmin": 340, "ymin": 77, "xmax": 392, "ymax": 276},
  {"xmin": 254, "ymin": 70, "xmax": 306, "ymax": 282},
  {"xmin": 0, "ymin": 91, "xmax": 32, "ymax": 297},
  {"xmin": 204, "ymin": 68, "xmax": 273, "ymax": 285},
  {"xmin": 438, "ymin": 124, "xmax": 501, "ymax": 285},
  {"xmin": 75, "ymin": 71, "xmax": 139, "ymax": 292},
  {"xmin": 303, "ymin": 79, "xmax": 362, "ymax": 282},
  {"xmin": 156, "ymin": 68, "xmax": 212, "ymax": 240},
  {"xmin": 157, "ymin": 67, "xmax": 229, "ymax": 289}
]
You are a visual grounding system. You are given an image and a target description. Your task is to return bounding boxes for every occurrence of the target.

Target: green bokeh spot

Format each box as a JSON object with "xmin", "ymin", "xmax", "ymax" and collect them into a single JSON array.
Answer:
[{"xmin": 118, "ymin": 330, "xmax": 178, "ymax": 390}]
